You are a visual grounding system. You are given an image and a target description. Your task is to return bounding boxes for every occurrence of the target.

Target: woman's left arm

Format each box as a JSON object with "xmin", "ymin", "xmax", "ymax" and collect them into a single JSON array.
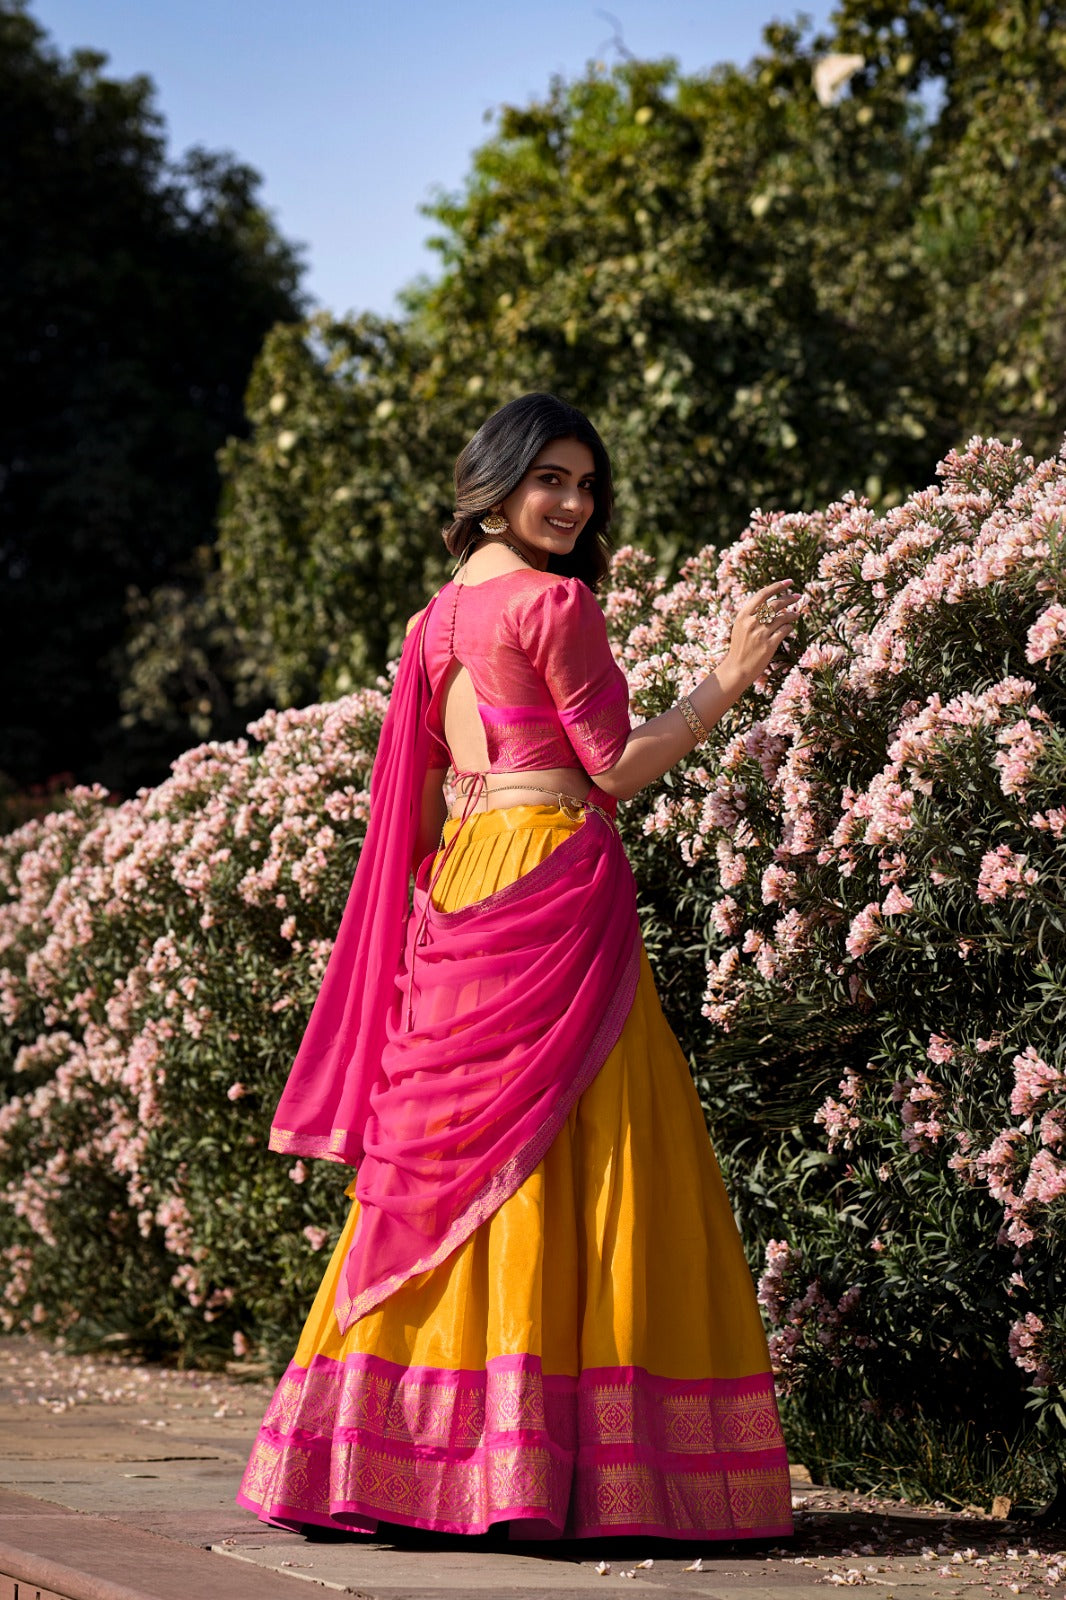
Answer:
[
  {"xmin": 414, "ymin": 767, "xmax": 448, "ymax": 872},
  {"xmin": 525, "ymin": 575, "xmax": 798, "ymax": 803},
  {"xmin": 594, "ymin": 581, "xmax": 798, "ymax": 799}
]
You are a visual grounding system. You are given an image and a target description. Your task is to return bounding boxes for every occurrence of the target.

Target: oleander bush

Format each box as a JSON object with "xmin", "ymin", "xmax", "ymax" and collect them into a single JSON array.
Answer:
[
  {"xmin": 0, "ymin": 692, "xmax": 390, "ymax": 1362},
  {"xmin": 607, "ymin": 433, "xmax": 1066, "ymax": 1505},
  {"xmin": 1, "ymin": 435, "xmax": 1064, "ymax": 1503}
]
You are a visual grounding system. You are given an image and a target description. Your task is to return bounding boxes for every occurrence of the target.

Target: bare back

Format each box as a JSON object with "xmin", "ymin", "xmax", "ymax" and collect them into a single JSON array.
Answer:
[{"xmin": 442, "ymin": 556, "xmax": 591, "ymax": 810}]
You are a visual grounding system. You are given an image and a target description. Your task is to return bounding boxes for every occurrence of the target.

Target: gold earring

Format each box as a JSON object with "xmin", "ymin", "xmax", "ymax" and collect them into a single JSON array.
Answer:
[{"xmin": 479, "ymin": 510, "xmax": 509, "ymax": 535}]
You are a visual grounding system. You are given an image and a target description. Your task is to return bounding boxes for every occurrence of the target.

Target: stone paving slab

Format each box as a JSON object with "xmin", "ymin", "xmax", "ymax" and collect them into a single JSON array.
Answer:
[
  {"xmin": 212, "ymin": 1528, "xmax": 823, "ymax": 1595},
  {"xmin": 2, "ymin": 1336, "xmax": 1065, "ymax": 1600},
  {"xmin": 205, "ymin": 1506, "xmax": 1066, "ymax": 1598},
  {"xmin": 0, "ymin": 1487, "xmax": 360, "ymax": 1600}
]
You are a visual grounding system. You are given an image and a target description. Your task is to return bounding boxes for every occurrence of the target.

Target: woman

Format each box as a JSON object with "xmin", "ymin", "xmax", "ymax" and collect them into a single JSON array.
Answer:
[{"xmin": 238, "ymin": 393, "xmax": 798, "ymax": 1542}]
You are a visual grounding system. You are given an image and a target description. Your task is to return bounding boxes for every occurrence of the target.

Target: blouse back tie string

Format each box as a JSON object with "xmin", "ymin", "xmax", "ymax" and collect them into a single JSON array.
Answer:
[{"xmin": 403, "ymin": 767, "xmax": 486, "ymax": 1032}]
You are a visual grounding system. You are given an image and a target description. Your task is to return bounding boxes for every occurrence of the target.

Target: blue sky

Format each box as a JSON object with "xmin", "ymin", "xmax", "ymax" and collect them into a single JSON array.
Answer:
[{"xmin": 28, "ymin": 0, "xmax": 836, "ymax": 319}]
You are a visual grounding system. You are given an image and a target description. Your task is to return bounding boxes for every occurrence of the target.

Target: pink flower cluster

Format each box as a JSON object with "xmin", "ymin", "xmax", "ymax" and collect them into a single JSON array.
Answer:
[
  {"xmin": 969, "ymin": 1046, "xmax": 1066, "ymax": 1252},
  {"xmin": 891, "ymin": 1072, "xmax": 945, "ymax": 1152},
  {"xmin": 814, "ymin": 1068, "xmax": 864, "ymax": 1152},
  {"xmin": 1007, "ymin": 1313, "xmax": 1053, "ymax": 1386},
  {"xmin": 1010, "ymin": 1047, "xmax": 1064, "ymax": 1118},
  {"xmin": 756, "ymin": 1239, "xmax": 870, "ymax": 1390},
  {"xmin": 1025, "ymin": 603, "xmax": 1066, "ymax": 665},
  {"xmin": 976, "ymin": 845, "xmax": 1039, "ymax": 903}
]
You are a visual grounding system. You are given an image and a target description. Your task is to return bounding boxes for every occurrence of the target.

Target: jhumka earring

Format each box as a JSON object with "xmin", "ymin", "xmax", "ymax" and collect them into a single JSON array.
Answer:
[{"xmin": 479, "ymin": 510, "xmax": 509, "ymax": 535}]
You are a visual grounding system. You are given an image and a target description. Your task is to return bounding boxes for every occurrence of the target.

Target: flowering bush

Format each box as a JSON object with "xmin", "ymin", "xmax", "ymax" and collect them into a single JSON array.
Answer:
[
  {"xmin": 0, "ymin": 691, "xmax": 388, "ymax": 1363},
  {"xmin": 607, "ymin": 435, "xmax": 1066, "ymax": 1499},
  {"xmin": 1, "ymin": 434, "xmax": 1063, "ymax": 1498}
]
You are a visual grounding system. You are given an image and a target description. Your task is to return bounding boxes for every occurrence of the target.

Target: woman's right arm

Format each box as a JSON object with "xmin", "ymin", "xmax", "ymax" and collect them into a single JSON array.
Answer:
[{"xmin": 592, "ymin": 580, "xmax": 799, "ymax": 802}]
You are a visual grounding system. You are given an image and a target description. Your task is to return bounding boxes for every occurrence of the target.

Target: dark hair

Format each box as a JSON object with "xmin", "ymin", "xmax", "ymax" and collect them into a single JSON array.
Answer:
[{"xmin": 443, "ymin": 393, "xmax": 614, "ymax": 590}]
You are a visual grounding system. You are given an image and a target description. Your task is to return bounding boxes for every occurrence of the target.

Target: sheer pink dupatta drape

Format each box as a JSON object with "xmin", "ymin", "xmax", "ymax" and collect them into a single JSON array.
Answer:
[
  {"xmin": 270, "ymin": 600, "xmax": 642, "ymax": 1329},
  {"xmin": 340, "ymin": 806, "xmax": 640, "ymax": 1327},
  {"xmin": 269, "ymin": 600, "xmax": 443, "ymax": 1169}
]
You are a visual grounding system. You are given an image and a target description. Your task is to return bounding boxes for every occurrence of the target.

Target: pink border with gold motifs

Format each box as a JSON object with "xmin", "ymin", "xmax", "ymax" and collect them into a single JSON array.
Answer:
[{"xmin": 238, "ymin": 1351, "xmax": 793, "ymax": 1541}]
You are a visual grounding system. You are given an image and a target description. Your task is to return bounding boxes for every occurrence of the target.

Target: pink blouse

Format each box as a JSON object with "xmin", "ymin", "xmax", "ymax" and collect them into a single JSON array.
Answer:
[{"xmin": 421, "ymin": 570, "xmax": 631, "ymax": 778}]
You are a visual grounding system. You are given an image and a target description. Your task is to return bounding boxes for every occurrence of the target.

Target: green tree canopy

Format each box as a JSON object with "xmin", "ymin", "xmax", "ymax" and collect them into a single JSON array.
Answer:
[
  {"xmin": 214, "ymin": 1, "xmax": 1066, "ymax": 718},
  {"xmin": 0, "ymin": 1, "xmax": 304, "ymax": 792},
  {"xmin": 829, "ymin": 0, "xmax": 1066, "ymax": 447}
]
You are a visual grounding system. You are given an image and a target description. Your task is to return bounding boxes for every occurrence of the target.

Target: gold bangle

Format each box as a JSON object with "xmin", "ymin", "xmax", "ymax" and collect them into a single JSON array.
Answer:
[{"xmin": 675, "ymin": 694, "xmax": 709, "ymax": 746}]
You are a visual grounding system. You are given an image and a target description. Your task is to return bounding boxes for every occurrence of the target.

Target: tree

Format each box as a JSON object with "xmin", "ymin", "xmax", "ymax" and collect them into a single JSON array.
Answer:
[
  {"xmin": 216, "ymin": 42, "xmax": 937, "ymax": 707},
  {"xmin": 828, "ymin": 0, "xmax": 1066, "ymax": 456},
  {"xmin": 0, "ymin": 2, "xmax": 304, "ymax": 793},
  {"xmin": 412, "ymin": 41, "xmax": 940, "ymax": 554},
  {"xmin": 215, "ymin": 315, "xmax": 460, "ymax": 710},
  {"xmin": 217, "ymin": 3, "xmax": 1065, "ymax": 708}
]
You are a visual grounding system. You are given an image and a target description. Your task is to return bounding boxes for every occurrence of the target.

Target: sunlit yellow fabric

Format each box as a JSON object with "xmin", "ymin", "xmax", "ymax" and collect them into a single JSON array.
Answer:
[{"xmin": 294, "ymin": 805, "xmax": 772, "ymax": 1383}]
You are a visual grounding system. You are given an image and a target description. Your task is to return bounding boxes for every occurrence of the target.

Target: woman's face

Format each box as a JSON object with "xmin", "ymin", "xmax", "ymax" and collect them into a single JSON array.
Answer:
[{"xmin": 498, "ymin": 436, "xmax": 597, "ymax": 570}]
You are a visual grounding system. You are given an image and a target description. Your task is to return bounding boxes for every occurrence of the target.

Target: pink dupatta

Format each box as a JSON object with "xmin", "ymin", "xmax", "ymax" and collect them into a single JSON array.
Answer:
[
  {"xmin": 270, "ymin": 599, "xmax": 442, "ymax": 1169},
  {"xmin": 270, "ymin": 599, "xmax": 641, "ymax": 1329}
]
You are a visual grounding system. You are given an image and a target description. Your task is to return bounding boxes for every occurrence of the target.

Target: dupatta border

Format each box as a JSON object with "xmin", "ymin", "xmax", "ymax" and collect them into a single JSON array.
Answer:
[{"xmin": 268, "ymin": 1125, "xmax": 354, "ymax": 1160}]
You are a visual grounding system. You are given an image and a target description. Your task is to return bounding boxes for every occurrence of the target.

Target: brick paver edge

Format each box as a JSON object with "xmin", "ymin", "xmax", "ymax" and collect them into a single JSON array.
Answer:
[{"xmin": 0, "ymin": 1537, "xmax": 154, "ymax": 1600}]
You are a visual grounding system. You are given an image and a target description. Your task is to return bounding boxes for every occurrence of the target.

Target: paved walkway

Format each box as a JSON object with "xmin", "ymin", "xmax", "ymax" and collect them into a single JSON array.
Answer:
[{"xmin": 0, "ymin": 1336, "xmax": 1062, "ymax": 1599}]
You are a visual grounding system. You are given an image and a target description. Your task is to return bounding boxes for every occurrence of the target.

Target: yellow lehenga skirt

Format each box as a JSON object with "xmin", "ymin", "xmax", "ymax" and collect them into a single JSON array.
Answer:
[{"xmin": 238, "ymin": 805, "xmax": 792, "ymax": 1540}]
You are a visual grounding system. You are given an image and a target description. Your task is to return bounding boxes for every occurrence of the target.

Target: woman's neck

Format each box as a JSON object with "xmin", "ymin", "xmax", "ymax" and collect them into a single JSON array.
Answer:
[{"xmin": 455, "ymin": 536, "xmax": 543, "ymax": 584}]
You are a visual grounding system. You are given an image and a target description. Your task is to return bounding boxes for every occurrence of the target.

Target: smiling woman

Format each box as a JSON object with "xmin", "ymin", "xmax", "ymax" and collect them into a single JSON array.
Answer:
[
  {"xmin": 444, "ymin": 392, "xmax": 615, "ymax": 590},
  {"xmin": 496, "ymin": 437, "xmax": 598, "ymax": 560},
  {"xmin": 238, "ymin": 392, "xmax": 799, "ymax": 1541}
]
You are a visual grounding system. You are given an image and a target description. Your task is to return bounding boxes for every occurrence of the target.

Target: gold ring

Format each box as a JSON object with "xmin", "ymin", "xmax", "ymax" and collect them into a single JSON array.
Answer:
[{"xmin": 755, "ymin": 600, "xmax": 778, "ymax": 625}]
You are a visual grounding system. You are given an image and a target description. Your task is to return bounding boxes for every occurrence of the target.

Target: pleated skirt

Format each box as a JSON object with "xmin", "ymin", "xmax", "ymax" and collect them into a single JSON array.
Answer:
[{"xmin": 238, "ymin": 805, "xmax": 792, "ymax": 1540}]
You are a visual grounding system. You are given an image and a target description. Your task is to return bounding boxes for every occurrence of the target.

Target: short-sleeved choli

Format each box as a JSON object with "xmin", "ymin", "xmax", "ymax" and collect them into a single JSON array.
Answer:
[{"xmin": 421, "ymin": 570, "xmax": 631, "ymax": 776}]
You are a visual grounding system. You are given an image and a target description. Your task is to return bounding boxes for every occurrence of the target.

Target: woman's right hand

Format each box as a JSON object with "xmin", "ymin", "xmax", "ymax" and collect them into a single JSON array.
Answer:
[{"xmin": 723, "ymin": 580, "xmax": 801, "ymax": 685}]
